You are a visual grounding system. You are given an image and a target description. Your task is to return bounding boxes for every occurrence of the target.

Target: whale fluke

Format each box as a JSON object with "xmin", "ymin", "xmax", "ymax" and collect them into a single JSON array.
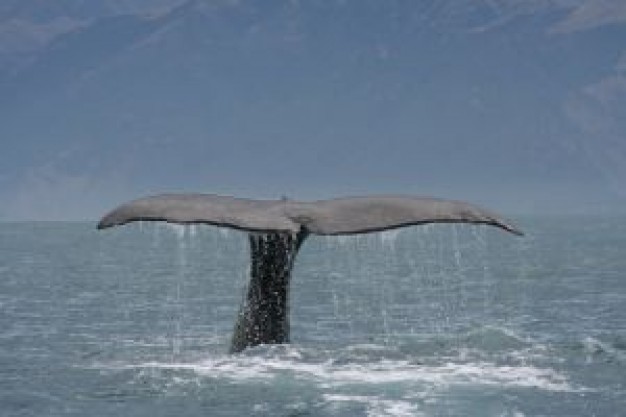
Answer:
[
  {"xmin": 97, "ymin": 194, "xmax": 300, "ymax": 233},
  {"xmin": 97, "ymin": 194, "xmax": 522, "ymax": 236},
  {"xmin": 98, "ymin": 193, "xmax": 522, "ymax": 352}
]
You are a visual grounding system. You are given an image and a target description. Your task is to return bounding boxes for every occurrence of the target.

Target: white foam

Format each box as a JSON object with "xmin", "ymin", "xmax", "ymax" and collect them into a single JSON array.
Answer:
[
  {"xmin": 500, "ymin": 412, "xmax": 525, "ymax": 417},
  {"xmin": 324, "ymin": 394, "xmax": 422, "ymax": 417},
  {"xmin": 103, "ymin": 355, "xmax": 579, "ymax": 392}
]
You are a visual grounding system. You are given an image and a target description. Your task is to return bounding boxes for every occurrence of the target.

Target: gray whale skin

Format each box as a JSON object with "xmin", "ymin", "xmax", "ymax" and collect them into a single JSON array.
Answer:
[{"xmin": 98, "ymin": 194, "xmax": 522, "ymax": 353}]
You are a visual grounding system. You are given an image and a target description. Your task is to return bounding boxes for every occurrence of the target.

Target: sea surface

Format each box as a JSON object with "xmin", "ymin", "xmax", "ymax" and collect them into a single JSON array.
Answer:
[{"xmin": 1, "ymin": 217, "xmax": 625, "ymax": 416}]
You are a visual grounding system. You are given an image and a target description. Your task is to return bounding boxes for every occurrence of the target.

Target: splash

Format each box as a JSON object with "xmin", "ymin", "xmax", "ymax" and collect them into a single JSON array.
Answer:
[
  {"xmin": 323, "ymin": 394, "xmax": 421, "ymax": 417},
  {"xmin": 102, "ymin": 348, "xmax": 581, "ymax": 393}
]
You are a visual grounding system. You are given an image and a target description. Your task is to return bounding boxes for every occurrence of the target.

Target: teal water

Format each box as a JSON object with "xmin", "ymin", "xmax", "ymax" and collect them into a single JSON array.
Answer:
[{"xmin": 1, "ymin": 218, "xmax": 625, "ymax": 416}]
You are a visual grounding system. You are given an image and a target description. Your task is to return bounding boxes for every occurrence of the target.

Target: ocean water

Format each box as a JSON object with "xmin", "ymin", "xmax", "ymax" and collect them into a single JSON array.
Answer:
[{"xmin": 1, "ymin": 217, "xmax": 625, "ymax": 416}]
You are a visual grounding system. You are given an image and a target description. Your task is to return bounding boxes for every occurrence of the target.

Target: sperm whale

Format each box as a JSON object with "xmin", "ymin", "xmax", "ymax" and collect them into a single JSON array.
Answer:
[{"xmin": 98, "ymin": 194, "xmax": 522, "ymax": 352}]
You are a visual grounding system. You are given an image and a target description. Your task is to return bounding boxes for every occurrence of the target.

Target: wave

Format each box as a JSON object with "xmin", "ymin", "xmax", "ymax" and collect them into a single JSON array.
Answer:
[
  {"xmin": 577, "ymin": 336, "xmax": 626, "ymax": 363},
  {"xmin": 322, "ymin": 394, "xmax": 422, "ymax": 417},
  {"xmin": 93, "ymin": 344, "xmax": 580, "ymax": 393}
]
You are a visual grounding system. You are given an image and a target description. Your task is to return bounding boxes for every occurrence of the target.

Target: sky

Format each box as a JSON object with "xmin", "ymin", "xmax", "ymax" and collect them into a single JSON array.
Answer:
[{"xmin": 1, "ymin": 0, "xmax": 626, "ymax": 220}]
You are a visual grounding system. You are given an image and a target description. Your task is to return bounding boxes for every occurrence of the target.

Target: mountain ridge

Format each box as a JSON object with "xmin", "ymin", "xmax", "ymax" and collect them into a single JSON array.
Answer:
[{"xmin": 1, "ymin": 0, "xmax": 625, "ymax": 219}]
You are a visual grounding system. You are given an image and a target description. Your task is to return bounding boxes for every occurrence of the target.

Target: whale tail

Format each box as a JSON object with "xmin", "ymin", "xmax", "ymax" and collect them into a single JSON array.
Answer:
[
  {"xmin": 98, "ymin": 193, "xmax": 522, "ymax": 352},
  {"xmin": 230, "ymin": 231, "xmax": 308, "ymax": 353}
]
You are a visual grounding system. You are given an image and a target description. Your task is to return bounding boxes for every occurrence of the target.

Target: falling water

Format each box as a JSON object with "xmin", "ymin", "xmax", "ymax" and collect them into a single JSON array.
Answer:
[
  {"xmin": 289, "ymin": 225, "xmax": 500, "ymax": 348},
  {"xmin": 167, "ymin": 223, "xmax": 187, "ymax": 359}
]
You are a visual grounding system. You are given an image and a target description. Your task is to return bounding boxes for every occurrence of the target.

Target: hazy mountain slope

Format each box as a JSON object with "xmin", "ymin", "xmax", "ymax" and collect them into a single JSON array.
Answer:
[{"xmin": 1, "ymin": 0, "xmax": 625, "ymax": 219}]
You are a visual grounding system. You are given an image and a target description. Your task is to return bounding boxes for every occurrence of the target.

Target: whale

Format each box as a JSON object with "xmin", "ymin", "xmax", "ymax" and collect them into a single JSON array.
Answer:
[{"xmin": 98, "ymin": 193, "xmax": 522, "ymax": 353}]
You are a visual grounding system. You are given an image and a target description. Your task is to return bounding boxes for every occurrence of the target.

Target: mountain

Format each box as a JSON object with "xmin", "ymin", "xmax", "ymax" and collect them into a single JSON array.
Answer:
[
  {"xmin": 1, "ymin": 0, "xmax": 625, "ymax": 219},
  {"xmin": 0, "ymin": 0, "xmax": 181, "ymax": 72}
]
